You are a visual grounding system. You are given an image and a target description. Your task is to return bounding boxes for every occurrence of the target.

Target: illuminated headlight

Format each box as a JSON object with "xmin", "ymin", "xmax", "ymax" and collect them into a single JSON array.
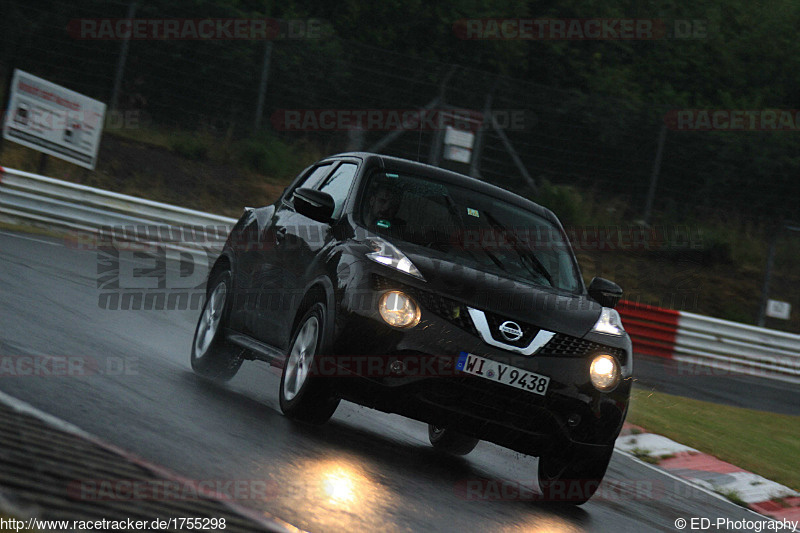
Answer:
[
  {"xmin": 591, "ymin": 308, "xmax": 624, "ymax": 336},
  {"xmin": 366, "ymin": 238, "xmax": 425, "ymax": 281},
  {"xmin": 589, "ymin": 354, "xmax": 620, "ymax": 391},
  {"xmin": 379, "ymin": 291, "xmax": 421, "ymax": 328}
]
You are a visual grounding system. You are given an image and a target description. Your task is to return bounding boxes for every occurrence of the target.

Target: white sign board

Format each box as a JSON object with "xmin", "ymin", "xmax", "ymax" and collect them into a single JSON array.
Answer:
[
  {"xmin": 444, "ymin": 126, "xmax": 475, "ymax": 149},
  {"xmin": 2, "ymin": 70, "xmax": 106, "ymax": 169},
  {"xmin": 443, "ymin": 126, "xmax": 476, "ymax": 164},
  {"xmin": 444, "ymin": 144, "xmax": 472, "ymax": 164},
  {"xmin": 766, "ymin": 299, "xmax": 791, "ymax": 320}
]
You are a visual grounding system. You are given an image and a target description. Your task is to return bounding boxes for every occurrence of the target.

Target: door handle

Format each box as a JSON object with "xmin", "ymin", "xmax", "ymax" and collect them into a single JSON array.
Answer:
[{"xmin": 275, "ymin": 226, "xmax": 288, "ymax": 244}]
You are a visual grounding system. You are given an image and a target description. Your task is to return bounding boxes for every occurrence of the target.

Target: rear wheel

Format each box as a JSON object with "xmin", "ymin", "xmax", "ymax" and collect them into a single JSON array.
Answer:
[
  {"xmin": 190, "ymin": 270, "xmax": 244, "ymax": 382},
  {"xmin": 279, "ymin": 302, "xmax": 340, "ymax": 424},
  {"xmin": 428, "ymin": 425, "xmax": 479, "ymax": 456},
  {"xmin": 537, "ymin": 447, "xmax": 614, "ymax": 505}
]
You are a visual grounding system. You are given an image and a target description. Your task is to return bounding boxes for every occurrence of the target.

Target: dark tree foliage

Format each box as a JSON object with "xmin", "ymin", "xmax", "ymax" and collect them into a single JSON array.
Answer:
[{"xmin": 2, "ymin": 0, "xmax": 799, "ymax": 221}]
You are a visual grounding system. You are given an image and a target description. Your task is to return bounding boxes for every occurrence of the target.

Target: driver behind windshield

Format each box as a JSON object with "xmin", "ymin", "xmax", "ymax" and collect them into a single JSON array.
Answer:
[
  {"xmin": 363, "ymin": 179, "xmax": 406, "ymax": 231},
  {"xmin": 359, "ymin": 171, "xmax": 581, "ymax": 292}
]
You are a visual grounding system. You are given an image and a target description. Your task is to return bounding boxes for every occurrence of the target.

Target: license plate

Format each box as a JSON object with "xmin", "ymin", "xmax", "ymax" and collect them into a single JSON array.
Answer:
[{"xmin": 456, "ymin": 352, "xmax": 550, "ymax": 396}]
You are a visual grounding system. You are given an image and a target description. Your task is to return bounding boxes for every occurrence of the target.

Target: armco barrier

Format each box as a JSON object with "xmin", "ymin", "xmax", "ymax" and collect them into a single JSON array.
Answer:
[
  {"xmin": 0, "ymin": 166, "xmax": 237, "ymax": 251},
  {"xmin": 1, "ymin": 166, "xmax": 798, "ymax": 383},
  {"xmin": 616, "ymin": 300, "xmax": 679, "ymax": 359},
  {"xmin": 618, "ymin": 300, "xmax": 800, "ymax": 383},
  {"xmin": 675, "ymin": 312, "xmax": 800, "ymax": 381}
]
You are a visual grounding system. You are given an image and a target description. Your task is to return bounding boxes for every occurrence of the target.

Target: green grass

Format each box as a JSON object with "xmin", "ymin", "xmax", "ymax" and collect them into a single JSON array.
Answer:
[
  {"xmin": 106, "ymin": 126, "xmax": 323, "ymax": 181},
  {"xmin": 629, "ymin": 447, "xmax": 660, "ymax": 464},
  {"xmin": 718, "ymin": 489, "xmax": 748, "ymax": 508},
  {"xmin": 104, "ymin": 123, "xmax": 179, "ymax": 150},
  {"xmin": 0, "ymin": 220, "xmax": 68, "ymax": 239},
  {"xmin": 628, "ymin": 386, "xmax": 800, "ymax": 491}
]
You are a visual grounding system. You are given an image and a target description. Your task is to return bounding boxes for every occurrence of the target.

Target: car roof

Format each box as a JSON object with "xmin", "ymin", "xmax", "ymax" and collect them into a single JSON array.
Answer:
[{"xmin": 321, "ymin": 152, "xmax": 560, "ymax": 226}]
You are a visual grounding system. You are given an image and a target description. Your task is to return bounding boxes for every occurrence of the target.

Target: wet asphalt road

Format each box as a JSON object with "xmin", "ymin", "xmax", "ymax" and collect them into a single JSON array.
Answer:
[
  {"xmin": 0, "ymin": 229, "xmax": 789, "ymax": 532},
  {"xmin": 632, "ymin": 355, "xmax": 799, "ymax": 416}
]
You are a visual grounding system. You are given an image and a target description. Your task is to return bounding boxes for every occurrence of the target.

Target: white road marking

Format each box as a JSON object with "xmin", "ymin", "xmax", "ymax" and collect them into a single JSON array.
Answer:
[
  {"xmin": 0, "ymin": 389, "xmax": 91, "ymax": 438},
  {"xmin": 0, "ymin": 230, "xmax": 60, "ymax": 246},
  {"xmin": 614, "ymin": 449, "xmax": 797, "ymax": 530}
]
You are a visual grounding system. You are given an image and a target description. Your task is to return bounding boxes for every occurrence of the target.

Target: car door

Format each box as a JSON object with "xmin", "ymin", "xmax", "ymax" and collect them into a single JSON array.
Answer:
[
  {"xmin": 244, "ymin": 163, "xmax": 336, "ymax": 347},
  {"xmin": 266, "ymin": 161, "xmax": 360, "ymax": 349}
]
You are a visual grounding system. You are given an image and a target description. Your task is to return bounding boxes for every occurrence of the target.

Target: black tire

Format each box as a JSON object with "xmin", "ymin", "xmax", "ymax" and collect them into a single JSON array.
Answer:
[
  {"xmin": 537, "ymin": 446, "xmax": 614, "ymax": 505},
  {"xmin": 428, "ymin": 424, "xmax": 479, "ymax": 456},
  {"xmin": 279, "ymin": 302, "xmax": 340, "ymax": 425},
  {"xmin": 190, "ymin": 269, "xmax": 244, "ymax": 382}
]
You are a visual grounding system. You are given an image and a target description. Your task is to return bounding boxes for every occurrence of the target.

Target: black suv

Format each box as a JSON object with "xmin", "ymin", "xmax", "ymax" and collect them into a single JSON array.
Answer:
[{"xmin": 191, "ymin": 152, "xmax": 632, "ymax": 504}]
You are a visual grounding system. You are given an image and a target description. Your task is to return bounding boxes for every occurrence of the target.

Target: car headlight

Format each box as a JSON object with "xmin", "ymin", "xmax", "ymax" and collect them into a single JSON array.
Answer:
[
  {"xmin": 366, "ymin": 237, "xmax": 425, "ymax": 281},
  {"xmin": 379, "ymin": 290, "xmax": 421, "ymax": 328},
  {"xmin": 589, "ymin": 353, "xmax": 620, "ymax": 391},
  {"xmin": 591, "ymin": 308, "xmax": 624, "ymax": 336}
]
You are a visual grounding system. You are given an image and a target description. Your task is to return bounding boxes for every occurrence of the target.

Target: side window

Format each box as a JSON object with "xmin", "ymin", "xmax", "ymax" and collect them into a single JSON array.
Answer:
[
  {"xmin": 290, "ymin": 164, "xmax": 333, "ymax": 199},
  {"xmin": 318, "ymin": 163, "xmax": 358, "ymax": 219}
]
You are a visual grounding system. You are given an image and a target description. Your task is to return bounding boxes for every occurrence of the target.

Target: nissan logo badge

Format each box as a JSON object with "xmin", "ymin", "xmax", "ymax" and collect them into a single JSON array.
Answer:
[{"xmin": 499, "ymin": 321, "xmax": 523, "ymax": 342}]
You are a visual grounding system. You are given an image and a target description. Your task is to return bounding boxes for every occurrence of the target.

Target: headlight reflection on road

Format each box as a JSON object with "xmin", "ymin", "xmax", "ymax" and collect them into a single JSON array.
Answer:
[
  {"xmin": 500, "ymin": 517, "xmax": 583, "ymax": 533},
  {"xmin": 274, "ymin": 456, "xmax": 396, "ymax": 531},
  {"xmin": 320, "ymin": 464, "xmax": 360, "ymax": 505}
]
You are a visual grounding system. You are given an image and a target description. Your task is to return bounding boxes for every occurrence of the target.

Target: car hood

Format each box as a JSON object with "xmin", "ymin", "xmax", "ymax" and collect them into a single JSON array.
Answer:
[{"xmin": 406, "ymin": 249, "xmax": 601, "ymax": 338}]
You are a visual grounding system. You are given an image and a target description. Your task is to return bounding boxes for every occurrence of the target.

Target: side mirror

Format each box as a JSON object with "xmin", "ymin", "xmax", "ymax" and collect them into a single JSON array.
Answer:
[
  {"xmin": 294, "ymin": 188, "xmax": 335, "ymax": 222},
  {"xmin": 588, "ymin": 277, "xmax": 623, "ymax": 308}
]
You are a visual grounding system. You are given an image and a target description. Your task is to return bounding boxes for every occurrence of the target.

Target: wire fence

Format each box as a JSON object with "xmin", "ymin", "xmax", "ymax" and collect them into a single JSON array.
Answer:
[
  {"xmin": 2, "ymin": 0, "xmax": 800, "ymax": 227},
  {"xmin": 2, "ymin": 0, "xmax": 800, "ymax": 331}
]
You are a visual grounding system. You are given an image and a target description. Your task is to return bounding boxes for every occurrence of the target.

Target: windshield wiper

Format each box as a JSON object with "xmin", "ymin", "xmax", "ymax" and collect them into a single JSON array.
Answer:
[
  {"xmin": 438, "ymin": 193, "xmax": 509, "ymax": 272},
  {"xmin": 482, "ymin": 210, "xmax": 554, "ymax": 286}
]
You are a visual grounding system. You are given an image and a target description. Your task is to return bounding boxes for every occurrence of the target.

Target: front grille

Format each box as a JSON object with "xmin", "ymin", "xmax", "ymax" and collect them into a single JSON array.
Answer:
[
  {"xmin": 483, "ymin": 311, "xmax": 539, "ymax": 348},
  {"xmin": 541, "ymin": 333, "xmax": 626, "ymax": 360},
  {"xmin": 371, "ymin": 275, "xmax": 624, "ymax": 361},
  {"xmin": 371, "ymin": 274, "xmax": 478, "ymax": 335},
  {"xmin": 472, "ymin": 308, "xmax": 625, "ymax": 360}
]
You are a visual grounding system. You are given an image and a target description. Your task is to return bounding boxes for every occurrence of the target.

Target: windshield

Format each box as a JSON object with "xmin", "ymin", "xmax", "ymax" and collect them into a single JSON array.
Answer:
[{"xmin": 358, "ymin": 171, "xmax": 583, "ymax": 292}]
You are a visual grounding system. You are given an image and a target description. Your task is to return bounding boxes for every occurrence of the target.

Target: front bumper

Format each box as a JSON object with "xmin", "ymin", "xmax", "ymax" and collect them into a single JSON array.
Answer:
[{"xmin": 326, "ymin": 268, "xmax": 632, "ymax": 457}]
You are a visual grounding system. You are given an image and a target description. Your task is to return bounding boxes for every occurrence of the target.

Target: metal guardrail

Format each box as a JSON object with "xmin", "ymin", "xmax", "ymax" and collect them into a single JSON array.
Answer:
[
  {"xmin": 0, "ymin": 166, "xmax": 236, "ymax": 251},
  {"xmin": 1, "ymin": 166, "xmax": 798, "ymax": 383},
  {"xmin": 675, "ymin": 312, "xmax": 800, "ymax": 381},
  {"xmin": 618, "ymin": 300, "xmax": 800, "ymax": 384}
]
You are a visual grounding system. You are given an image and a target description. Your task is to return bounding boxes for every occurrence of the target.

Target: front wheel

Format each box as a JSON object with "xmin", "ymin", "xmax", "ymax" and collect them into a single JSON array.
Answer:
[
  {"xmin": 428, "ymin": 425, "xmax": 479, "ymax": 456},
  {"xmin": 537, "ymin": 447, "xmax": 614, "ymax": 505},
  {"xmin": 190, "ymin": 270, "xmax": 244, "ymax": 382},
  {"xmin": 279, "ymin": 302, "xmax": 340, "ymax": 424}
]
